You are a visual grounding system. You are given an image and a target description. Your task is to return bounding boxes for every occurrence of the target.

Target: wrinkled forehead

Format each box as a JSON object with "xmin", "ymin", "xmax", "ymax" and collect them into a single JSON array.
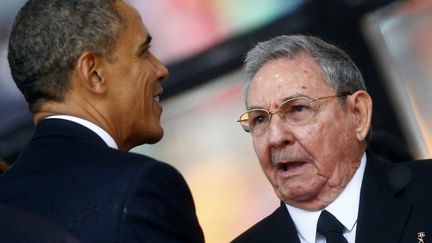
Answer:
[{"xmin": 246, "ymin": 54, "xmax": 333, "ymax": 106}]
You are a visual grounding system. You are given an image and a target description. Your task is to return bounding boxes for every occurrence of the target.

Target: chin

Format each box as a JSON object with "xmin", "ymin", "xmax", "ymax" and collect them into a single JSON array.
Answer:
[{"xmin": 146, "ymin": 128, "xmax": 164, "ymax": 144}]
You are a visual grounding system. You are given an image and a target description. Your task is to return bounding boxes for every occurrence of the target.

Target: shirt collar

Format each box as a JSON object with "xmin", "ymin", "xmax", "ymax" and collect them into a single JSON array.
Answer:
[
  {"xmin": 45, "ymin": 115, "xmax": 118, "ymax": 150},
  {"xmin": 285, "ymin": 153, "xmax": 367, "ymax": 243}
]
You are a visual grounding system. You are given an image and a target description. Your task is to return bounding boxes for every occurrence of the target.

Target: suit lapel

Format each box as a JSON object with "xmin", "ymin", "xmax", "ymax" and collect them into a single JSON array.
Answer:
[
  {"xmin": 356, "ymin": 157, "xmax": 412, "ymax": 243},
  {"xmin": 269, "ymin": 204, "xmax": 301, "ymax": 243},
  {"xmin": 236, "ymin": 203, "xmax": 300, "ymax": 243}
]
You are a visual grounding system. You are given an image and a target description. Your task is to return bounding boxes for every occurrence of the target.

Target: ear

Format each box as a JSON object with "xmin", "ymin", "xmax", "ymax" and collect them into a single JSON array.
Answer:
[
  {"xmin": 348, "ymin": 90, "xmax": 373, "ymax": 142},
  {"xmin": 75, "ymin": 52, "xmax": 107, "ymax": 95}
]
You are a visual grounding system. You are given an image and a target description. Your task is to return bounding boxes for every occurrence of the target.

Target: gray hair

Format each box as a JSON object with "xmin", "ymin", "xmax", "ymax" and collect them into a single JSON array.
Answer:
[
  {"xmin": 8, "ymin": 0, "xmax": 126, "ymax": 112},
  {"xmin": 243, "ymin": 35, "xmax": 366, "ymax": 103}
]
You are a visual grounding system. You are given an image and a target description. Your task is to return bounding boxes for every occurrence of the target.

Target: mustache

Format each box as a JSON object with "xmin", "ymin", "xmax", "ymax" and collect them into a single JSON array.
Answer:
[{"xmin": 271, "ymin": 149, "xmax": 313, "ymax": 166}]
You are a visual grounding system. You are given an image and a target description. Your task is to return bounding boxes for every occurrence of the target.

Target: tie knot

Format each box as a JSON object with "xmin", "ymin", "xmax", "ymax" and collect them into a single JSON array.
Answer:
[{"xmin": 317, "ymin": 210, "xmax": 348, "ymax": 243}]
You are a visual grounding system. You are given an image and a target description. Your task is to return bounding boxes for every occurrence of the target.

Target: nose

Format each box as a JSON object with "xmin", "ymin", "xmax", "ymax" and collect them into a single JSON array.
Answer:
[
  {"xmin": 150, "ymin": 53, "xmax": 169, "ymax": 82},
  {"xmin": 266, "ymin": 114, "xmax": 295, "ymax": 149}
]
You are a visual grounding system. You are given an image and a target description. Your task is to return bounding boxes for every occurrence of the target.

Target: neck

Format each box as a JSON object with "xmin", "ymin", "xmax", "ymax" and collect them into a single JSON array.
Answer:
[{"xmin": 33, "ymin": 99, "xmax": 128, "ymax": 150}]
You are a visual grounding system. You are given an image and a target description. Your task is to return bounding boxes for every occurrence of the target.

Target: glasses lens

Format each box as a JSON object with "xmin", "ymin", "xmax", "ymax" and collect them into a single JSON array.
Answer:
[
  {"xmin": 279, "ymin": 97, "xmax": 315, "ymax": 123},
  {"xmin": 246, "ymin": 109, "xmax": 270, "ymax": 134},
  {"xmin": 239, "ymin": 113, "xmax": 251, "ymax": 132}
]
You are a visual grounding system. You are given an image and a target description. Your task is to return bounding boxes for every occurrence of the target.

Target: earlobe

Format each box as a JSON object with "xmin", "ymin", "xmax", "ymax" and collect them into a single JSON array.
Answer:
[
  {"xmin": 76, "ymin": 52, "xmax": 107, "ymax": 95},
  {"xmin": 350, "ymin": 91, "xmax": 373, "ymax": 142}
]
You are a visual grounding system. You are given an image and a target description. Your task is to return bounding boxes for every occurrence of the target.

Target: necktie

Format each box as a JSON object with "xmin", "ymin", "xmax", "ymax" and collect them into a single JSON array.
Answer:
[{"xmin": 317, "ymin": 210, "xmax": 348, "ymax": 243}]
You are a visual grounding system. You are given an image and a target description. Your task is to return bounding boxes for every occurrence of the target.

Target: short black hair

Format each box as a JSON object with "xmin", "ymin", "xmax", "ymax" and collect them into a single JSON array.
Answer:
[{"xmin": 8, "ymin": 0, "xmax": 126, "ymax": 112}]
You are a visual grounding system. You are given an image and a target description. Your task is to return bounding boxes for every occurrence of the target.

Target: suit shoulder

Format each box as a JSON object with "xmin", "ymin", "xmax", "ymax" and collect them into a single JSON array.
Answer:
[
  {"xmin": 232, "ymin": 206, "xmax": 291, "ymax": 243},
  {"xmin": 404, "ymin": 159, "xmax": 432, "ymax": 170},
  {"xmin": 101, "ymin": 149, "xmax": 180, "ymax": 174},
  {"xmin": 232, "ymin": 217, "xmax": 274, "ymax": 243},
  {"xmin": 402, "ymin": 159, "xmax": 432, "ymax": 184},
  {"xmin": 392, "ymin": 159, "xmax": 432, "ymax": 181}
]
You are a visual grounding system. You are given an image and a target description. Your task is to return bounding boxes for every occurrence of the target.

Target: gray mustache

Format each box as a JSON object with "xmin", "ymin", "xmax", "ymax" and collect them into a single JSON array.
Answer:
[{"xmin": 271, "ymin": 149, "xmax": 313, "ymax": 166}]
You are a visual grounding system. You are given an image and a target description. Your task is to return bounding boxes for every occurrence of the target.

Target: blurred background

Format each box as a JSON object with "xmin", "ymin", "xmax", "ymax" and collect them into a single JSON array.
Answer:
[{"xmin": 1, "ymin": 0, "xmax": 432, "ymax": 242}]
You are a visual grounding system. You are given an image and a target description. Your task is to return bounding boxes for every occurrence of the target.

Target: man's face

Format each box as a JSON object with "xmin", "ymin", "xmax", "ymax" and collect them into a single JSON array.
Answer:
[
  {"xmin": 103, "ymin": 1, "xmax": 168, "ymax": 149},
  {"xmin": 247, "ymin": 53, "xmax": 364, "ymax": 210}
]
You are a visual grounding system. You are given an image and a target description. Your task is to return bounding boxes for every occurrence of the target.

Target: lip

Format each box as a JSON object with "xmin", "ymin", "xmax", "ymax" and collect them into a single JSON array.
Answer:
[
  {"xmin": 154, "ymin": 88, "xmax": 164, "ymax": 97},
  {"xmin": 275, "ymin": 161, "xmax": 308, "ymax": 177},
  {"xmin": 153, "ymin": 88, "xmax": 164, "ymax": 103}
]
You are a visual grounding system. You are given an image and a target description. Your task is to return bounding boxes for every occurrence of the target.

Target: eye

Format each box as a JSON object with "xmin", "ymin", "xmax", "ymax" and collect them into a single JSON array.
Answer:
[
  {"xmin": 138, "ymin": 44, "xmax": 152, "ymax": 59},
  {"xmin": 253, "ymin": 115, "xmax": 267, "ymax": 125},
  {"xmin": 140, "ymin": 50, "xmax": 150, "ymax": 59},
  {"xmin": 248, "ymin": 110, "xmax": 269, "ymax": 127},
  {"xmin": 291, "ymin": 105, "xmax": 308, "ymax": 113},
  {"xmin": 282, "ymin": 98, "xmax": 311, "ymax": 112},
  {"xmin": 280, "ymin": 98, "xmax": 314, "ymax": 122}
]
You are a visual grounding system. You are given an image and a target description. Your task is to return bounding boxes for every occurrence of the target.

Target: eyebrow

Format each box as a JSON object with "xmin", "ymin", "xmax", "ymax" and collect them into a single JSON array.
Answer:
[
  {"xmin": 281, "ymin": 93, "xmax": 309, "ymax": 102},
  {"xmin": 247, "ymin": 93, "xmax": 309, "ymax": 110}
]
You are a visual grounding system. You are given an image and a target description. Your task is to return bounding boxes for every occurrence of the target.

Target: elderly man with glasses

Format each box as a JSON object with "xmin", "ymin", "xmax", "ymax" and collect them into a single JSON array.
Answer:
[{"xmin": 232, "ymin": 35, "xmax": 432, "ymax": 243}]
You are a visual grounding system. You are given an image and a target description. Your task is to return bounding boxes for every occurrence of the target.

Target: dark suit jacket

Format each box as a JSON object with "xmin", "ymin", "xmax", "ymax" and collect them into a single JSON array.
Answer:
[
  {"xmin": 0, "ymin": 119, "xmax": 204, "ymax": 243},
  {"xmin": 0, "ymin": 204, "xmax": 79, "ymax": 243},
  {"xmin": 232, "ymin": 157, "xmax": 432, "ymax": 243}
]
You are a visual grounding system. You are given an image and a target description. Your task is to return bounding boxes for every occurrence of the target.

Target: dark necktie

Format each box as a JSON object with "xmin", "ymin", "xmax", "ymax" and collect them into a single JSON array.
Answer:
[{"xmin": 317, "ymin": 210, "xmax": 348, "ymax": 243}]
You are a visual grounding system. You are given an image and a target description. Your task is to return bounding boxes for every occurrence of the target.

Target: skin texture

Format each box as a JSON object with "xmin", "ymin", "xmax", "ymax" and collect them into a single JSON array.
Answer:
[
  {"xmin": 34, "ymin": 0, "xmax": 169, "ymax": 151},
  {"xmin": 247, "ymin": 53, "xmax": 372, "ymax": 210}
]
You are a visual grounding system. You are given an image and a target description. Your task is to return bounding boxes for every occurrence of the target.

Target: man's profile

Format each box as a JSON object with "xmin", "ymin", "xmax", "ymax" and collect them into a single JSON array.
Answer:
[{"xmin": 0, "ymin": 0, "xmax": 204, "ymax": 242}]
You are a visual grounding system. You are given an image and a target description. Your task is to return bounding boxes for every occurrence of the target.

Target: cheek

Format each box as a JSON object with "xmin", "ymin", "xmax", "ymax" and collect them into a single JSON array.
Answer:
[
  {"xmin": 296, "ymin": 122, "xmax": 323, "ymax": 153},
  {"xmin": 303, "ymin": 116, "xmax": 355, "ymax": 171},
  {"xmin": 305, "ymin": 110, "xmax": 348, "ymax": 144},
  {"xmin": 253, "ymin": 138, "xmax": 279, "ymax": 187},
  {"xmin": 253, "ymin": 139, "xmax": 272, "ymax": 169},
  {"xmin": 296, "ymin": 121, "xmax": 338, "ymax": 173},
  {"xmin": 252, "ymin": 139, "xmax": 266, "ymax": 164},
  {"xmin": 135, "ymin": 74, "xmax": 154, "ymax": 103}
]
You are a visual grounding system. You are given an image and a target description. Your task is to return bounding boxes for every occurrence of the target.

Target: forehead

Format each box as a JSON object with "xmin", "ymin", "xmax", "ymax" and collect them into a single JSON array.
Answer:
[
  {"xmin": 117, "ymin": 1, "xmax": 140, "ymax": 20},
  {"xmin": 247, "ymin": 53, "xmax": 334, "ymax": 105},
  {"xmin": 114, "ymin": 1, "xmax": 148, "ymax": 46},
  {"xmin": 116, "ymin": 0, "xmax": 143, "ymax": 26}
]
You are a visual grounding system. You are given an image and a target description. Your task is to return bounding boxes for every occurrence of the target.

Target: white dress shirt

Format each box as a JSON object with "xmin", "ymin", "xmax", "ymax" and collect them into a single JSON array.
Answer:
[
  {"xmin": 286, "ymin": 153, "xmax": 367, "ymax": 243},
  {"xmin": 45, "ymin": 115, "xmax": 118, "ymax": 150}
]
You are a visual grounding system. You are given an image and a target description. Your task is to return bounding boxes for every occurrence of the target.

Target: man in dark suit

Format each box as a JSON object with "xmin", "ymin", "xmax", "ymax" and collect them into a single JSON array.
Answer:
[
  {"xmin": 0, "ymin": 0, "xmax": 204, "ymax": 242},
  {"xmin": 233, "ymin": 35, "xmax": 432, "ymax": 242}
]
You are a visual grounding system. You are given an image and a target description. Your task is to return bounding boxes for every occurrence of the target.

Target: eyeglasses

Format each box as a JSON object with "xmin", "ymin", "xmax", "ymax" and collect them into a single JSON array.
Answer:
[{"xmin": 237, "ymin": 93, "xmax": 351, "ymax": 136}]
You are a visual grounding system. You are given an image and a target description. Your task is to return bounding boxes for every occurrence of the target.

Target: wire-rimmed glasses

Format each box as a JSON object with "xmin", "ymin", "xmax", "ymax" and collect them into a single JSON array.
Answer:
[{"xmin": 238, "ymin": 93, "xmax": 351, "ymax": 136}]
